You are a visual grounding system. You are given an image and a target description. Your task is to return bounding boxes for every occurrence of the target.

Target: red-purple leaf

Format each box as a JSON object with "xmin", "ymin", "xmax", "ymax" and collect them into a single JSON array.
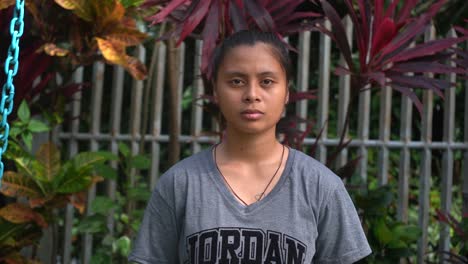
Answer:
[
  {"xmin": 373, "ymin": 0, "xmax": 384, "ymax": 37},
  {"xmin": 288, "ymin": 90, "xmax": 317, "ymax": 102},
  {"xmin": 371, "ymin": 17, "xmax": 397, "ymax": 57},
  {"xmin": 390, "ymin": 84, "xmax": 423, "ymax": 114},
  {"xmin": 146, "ymin": 0, "xmax": 188, "ymax": 25},
  {"xmin": 395, "ymin": 0, "xmax": 418, "ymax": 25},
  {"xmin": 383, "ymin": 0, "xmax": 400, "ymax": 20},
  {"xmin": 320, "ymin": 0, "xmax": 354, "ymax": 71},
  {"xmin": 244, "ymin": 0, "xmax": 276, "ymax": 31},
  {"xmin": 391, "ymin": 61, "xmax": 467, "ymax": 74},
  {"xmin": 389, "ymin": 75, "xmax": 448, "ymax": 98},
  {"xmin": 388, "ymin": 37, "xmax": 467, "ymax": 64},
  {"xmin": 334, "ymin": 65, "xmax": 352, "ymax": 76},
  {"xmin": 201, "ymin": 0, "xmax": 220, "ymax": 79},
  {"xmin": 229, "ymin": 0, "xmax": 247, "ymax": 31},
  {"xmin": 176, "ymin": 0, "xmax": 212, "ymax": 45}
]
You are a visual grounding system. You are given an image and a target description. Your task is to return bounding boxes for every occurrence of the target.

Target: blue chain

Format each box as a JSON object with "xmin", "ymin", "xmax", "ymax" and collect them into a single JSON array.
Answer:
[{"xmin": 0, "ymin": 0, "xmax": 25, "ymax": 186}]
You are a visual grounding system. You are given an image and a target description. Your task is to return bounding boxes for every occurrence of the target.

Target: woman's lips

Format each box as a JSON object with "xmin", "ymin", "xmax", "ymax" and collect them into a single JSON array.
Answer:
[{"xmin": 241, "ymin": 110, "xmax": 264, "ymax": 120}]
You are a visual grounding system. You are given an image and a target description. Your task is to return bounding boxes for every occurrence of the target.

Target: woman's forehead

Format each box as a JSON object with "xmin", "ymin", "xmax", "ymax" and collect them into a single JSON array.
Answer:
[{"xmin": 218, "ymin": 43, "xmax": 284, "ymax": 75}]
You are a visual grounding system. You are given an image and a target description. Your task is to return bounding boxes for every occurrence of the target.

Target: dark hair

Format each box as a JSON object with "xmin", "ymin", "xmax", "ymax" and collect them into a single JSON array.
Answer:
[{"xmin": 211, "ymin": 30, "xmax": 292, "ymax": 84}]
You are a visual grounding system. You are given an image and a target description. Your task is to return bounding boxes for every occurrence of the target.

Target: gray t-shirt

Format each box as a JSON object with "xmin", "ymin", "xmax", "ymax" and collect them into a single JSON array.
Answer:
[{"xmin": 129, "ymin": 147, "xmax": 371, "ymax": 263}]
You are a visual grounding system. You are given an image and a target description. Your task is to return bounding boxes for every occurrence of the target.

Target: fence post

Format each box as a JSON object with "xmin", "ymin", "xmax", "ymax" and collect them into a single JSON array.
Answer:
[
  {"xmin": 317, "ymin": 20, "xmax": 331, "ymax": 163},
  {"xmin": 417, "ymin": 24, "xmax": 435, "ymax": 264}
]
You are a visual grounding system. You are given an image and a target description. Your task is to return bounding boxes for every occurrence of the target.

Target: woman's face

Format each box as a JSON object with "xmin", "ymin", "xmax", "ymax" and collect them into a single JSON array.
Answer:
[{"xmin": 213, "ymin": 43, "xmax": 289, "ymax": 136}]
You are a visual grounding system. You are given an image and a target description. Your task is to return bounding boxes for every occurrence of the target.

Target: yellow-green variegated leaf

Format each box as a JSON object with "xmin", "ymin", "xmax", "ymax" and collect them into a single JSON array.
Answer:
[
  {"xmin": 43, "ymin": 43, "xmax": 69, "ymax": 57},
  {"xmin": 0, "ymin": 203, "xmax": 48, "ymax": 228},
  {"xmin": 54, "ymin": 0, "xmax": 78, "ymax": 10},
  {"xmin": 95, "ymin": 37, "xmax": 126, "ymax": 64},
  {"xmin": 0, "ymin": 171, "xmax": 42, "ymax": 199},
  {"xmin": 104, "ymin": 28, "xmax": 148, "ymax": 47},
  {"xmin": 124, "ymin": 55, "xmax": 147, "ymax": 80},
  {"xmin": 36, "ymin": 142, "xmax": 61, "ymax": 181},
  {"xmin": 0, "ymin": 0, "xmax": 15, "ymax": 10}
]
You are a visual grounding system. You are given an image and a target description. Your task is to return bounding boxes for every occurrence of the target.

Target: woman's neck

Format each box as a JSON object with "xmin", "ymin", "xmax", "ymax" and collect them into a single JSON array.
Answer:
[{"xmin": 218, "ymin": 128, "xmax": 282, "ymax": 163}]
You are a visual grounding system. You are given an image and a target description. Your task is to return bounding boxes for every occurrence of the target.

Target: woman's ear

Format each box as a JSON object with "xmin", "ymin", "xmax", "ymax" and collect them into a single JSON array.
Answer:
[{"xmin": 285, "ymin": 90, "xmax": 289, "ymax": 105}]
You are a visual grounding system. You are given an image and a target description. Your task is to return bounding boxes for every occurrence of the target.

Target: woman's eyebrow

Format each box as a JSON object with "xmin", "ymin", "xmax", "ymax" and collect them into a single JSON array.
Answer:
[{"xmin": 223, "ymin": 71, "xmax": 248, "ymax": 78}]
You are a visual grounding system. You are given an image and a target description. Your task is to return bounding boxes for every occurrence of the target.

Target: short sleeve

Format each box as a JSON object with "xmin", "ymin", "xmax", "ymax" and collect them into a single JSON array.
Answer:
[
  {"xmin": 313, "ymin": 181, "xmax": 371, "ymax": 263},
  {"xmin": 128, "ymin": 189, "xmax": 179, "ymax": 264}
]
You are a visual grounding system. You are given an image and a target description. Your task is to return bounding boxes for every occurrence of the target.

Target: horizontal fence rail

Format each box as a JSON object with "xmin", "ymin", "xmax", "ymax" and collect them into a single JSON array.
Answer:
[{"xmin": 49, "ymin": 22, "xmax": 468, "ymax": 264}]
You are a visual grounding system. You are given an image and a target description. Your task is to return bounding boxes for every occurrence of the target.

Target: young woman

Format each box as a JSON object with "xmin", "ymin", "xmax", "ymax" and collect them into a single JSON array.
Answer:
[{"xmin": 129, "ymin": 31, "xmax": 371, "ymax": 263}]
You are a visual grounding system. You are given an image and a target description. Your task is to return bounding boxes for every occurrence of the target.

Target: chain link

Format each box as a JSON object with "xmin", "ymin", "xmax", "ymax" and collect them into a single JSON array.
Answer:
[{"xmin": 0, "ymin": 0, "xmax": 25, "ymax": 186}]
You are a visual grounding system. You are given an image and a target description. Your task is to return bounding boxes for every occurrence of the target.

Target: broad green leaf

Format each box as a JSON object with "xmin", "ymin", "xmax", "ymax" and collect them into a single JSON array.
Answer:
[
  {"xmin": 0, "ymin": 171, "xmax": 42, "ymax": 198},
  {"xmin": 127, "ymin": 187, "xmax": 150, "ymax": 202},
  {"xmin": 71, "ymin": 152, "xmax": 107, "ymax": 171},
  {"xmin": 17, "ymin": 101, "xmax": 30, "ymax": 123},
  {"xmin": 112, "ymin": 236, "xmax": 131, "ymax": 257},
  {"xmin": 394, "ymin": 225, "xmax": 421, "ymax": 242},
  {"xmin": 28, "ymin": 119, "xmax": 50, "ymax": 132},
  {"xmin": 76, "ymin": 214, "xmax": 107, "ymax": 234},
  {"xmin": 56, "ymin": 172, "xmax": 92, "ymax": 194},
  {"xmin": 373, "ymin": 219, "xmax": 393, "ymax": 245},
  {"xmin": 93, "ymin": 164, "xmax": 117, "ymax": 180},
  {"xmin": 36, "ymin": 142, "xmax": 61, "ymax": 181},
  {"xmin": 130, "ymin": 155, "xmax": 151, "ymax": 169},
  {"xmin": 91, "ymin": 196, "xmax": 117, "ymax": 215},
  {"xmin": 93, "ymin": 151, "xmax": 119, "ymax": 161},
  {"xmin": 120, "ymin": 0, "xmax": 144, "ymax": 8},
  {"xmin": 118, "ymin": 142, "xmax": 130, "ymax": 157},
  {"xmin": 91, "ymin": 251, "xmax": 112, "ymax": 264},
  {"xmin": 13, "ymin": 157, "xmax": 36, "ymax": 178},
  {"xmin": 21, "ymin": 132, "xmax": 33, "ymax": 151}
]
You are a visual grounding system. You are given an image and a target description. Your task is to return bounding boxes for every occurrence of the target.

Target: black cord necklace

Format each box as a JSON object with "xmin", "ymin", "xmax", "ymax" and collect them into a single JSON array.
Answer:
[{"xmin": 213, "ymin": 144, "xmax": 286, "ymax": 206}]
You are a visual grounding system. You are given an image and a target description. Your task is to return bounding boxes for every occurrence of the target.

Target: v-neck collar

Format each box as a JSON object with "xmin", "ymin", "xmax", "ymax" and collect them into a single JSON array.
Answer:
[{"xmin": 206, "ymin": 145, "xmax": 295, "ymax": 215}]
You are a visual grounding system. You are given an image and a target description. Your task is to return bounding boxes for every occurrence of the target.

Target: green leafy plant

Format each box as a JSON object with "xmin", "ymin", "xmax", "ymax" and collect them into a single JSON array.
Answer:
[
  {"xmin": 75, "ymin": 142, "xmax": 151, "ymax": 263},
  {"xmin": 354, "ymin": 185, "xmax": 421, "ymax": 263},
  {"xmin": 0, "ymin": 138, "xmax": 113, "ymax": 263},
  {"xmin": 434, "ymin": 210, "xmax": 468, "ymax": 263}
]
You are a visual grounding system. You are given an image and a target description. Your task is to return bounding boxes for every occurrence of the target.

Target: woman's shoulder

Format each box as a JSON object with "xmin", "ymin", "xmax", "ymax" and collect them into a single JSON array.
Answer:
[
  {"xmin": 288, "ymin": 148, "xmax": 344, "ymax": 188},
  {"xmin": 156, "ymin": 147, "xmax": 213, "ymax": 187}
]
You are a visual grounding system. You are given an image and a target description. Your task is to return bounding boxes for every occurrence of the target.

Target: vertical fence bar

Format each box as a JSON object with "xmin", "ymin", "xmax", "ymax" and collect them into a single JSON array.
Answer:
[
  {"xmin": 417, "ymin": 25, "xmax": 435, "ymax": 264},
  {"xmin": 296, "ymin": 31, "xmax": 311, "ymax": 135},
  {"xmin": 377, "ymin": 85, "xmax": 392, "ymax": 186},
  {"xmin": 438, "ymin": 29, "xmax": 457, "ymax": 259},
  {"xmin": 150, "ymin": 43, "xmax": 166, "ymax": 189},
  {"xmin": 129, "ymin": 46, "xmax": 145, "ymax": 215},
  {"xmin": 397, "ymin": 79, "xmax": 413, "ymax": 223},
  {"xmin": 108, "ymin": 65, "xmax": 125, "ymax": 238},
  {"xmin": 337, "ymin": 16, "xmax": 353, "ymax": 168},
  {"xmin": 64, "ymin": 67, "xmax": 82, "ymax": 264},
  {"xmin": 80, "ymin": 62, "xmax": 105, "ymax": 264},
  {"xmin": 317, "ymin": 21, "xmax": 331, "ymax": 163},
  {"xmin": 464, "ymin": 41, "xmax": 468, "ymax": 216},
  {"xmin": 357, "ymin": 85, "xmax": 371, "ymax": 182},
  {"xmin": 191, "ymin": 40, "xmax": 204, "ymax": 153}
]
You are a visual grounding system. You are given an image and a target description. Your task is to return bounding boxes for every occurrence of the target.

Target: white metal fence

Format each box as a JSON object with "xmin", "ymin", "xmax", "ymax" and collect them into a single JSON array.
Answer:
[{"xmin": 50, "ymin": 23, "xmax": 467, "ymax": 264}]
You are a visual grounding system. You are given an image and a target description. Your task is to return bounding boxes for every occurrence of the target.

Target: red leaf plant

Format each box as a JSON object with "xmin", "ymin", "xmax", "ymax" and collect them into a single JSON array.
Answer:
[
  {"xmin": 318, "ymin": 0, "xmax": 468, "ymax": 112},
  {"xmin": 141, "ymin": 0, "xmax": 323, "ymax": 79},
  {"xmin": 316, "ymin": 0, "xmax": 468, "ymax": 147}
]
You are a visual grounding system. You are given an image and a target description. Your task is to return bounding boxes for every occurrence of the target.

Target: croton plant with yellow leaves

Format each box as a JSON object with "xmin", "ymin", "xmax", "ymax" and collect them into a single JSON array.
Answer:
[{"xmin": 2, "ymin": 0, "xmax": 148, "ymax": 80}]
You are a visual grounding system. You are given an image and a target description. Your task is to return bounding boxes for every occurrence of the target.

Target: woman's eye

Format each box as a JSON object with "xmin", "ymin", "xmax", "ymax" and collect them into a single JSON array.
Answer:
[
  {"xmin": 229, "ymin": 79, "xmax": 244, "ymax": 86},
  {"xmin": 261, "ymin": 79, "xmax": 274, "ymax": 86}
]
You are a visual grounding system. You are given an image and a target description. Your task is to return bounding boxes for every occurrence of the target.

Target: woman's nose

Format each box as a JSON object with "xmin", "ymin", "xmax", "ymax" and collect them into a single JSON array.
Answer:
[{"xmin": 242, "ymin": 83, "xmax": 261, "ymax": 103}]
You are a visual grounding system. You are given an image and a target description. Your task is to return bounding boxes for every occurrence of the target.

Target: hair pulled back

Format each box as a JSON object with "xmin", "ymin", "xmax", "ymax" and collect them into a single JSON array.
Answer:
[{"xmin": 211, "ymin": 30, "xmax": 292, "ymax": 84}]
